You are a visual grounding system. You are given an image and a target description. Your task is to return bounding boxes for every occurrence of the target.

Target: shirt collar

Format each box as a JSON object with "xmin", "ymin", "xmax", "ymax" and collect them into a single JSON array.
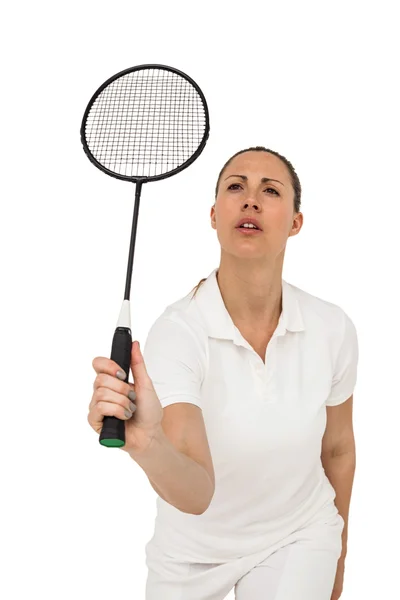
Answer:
[{"xmin": 193, "ymin": 268, "xmax": 305, "ymax": 347}]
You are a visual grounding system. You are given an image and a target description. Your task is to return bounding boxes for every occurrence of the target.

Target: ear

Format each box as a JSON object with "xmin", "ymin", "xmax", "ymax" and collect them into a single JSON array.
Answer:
[
  {"xmin": 210, "ymin": 204, "xmax": 216, "ymax": 228},
  {"xmin": 288, "ymin": 212, "xmax": 303, "ymax": 237}
]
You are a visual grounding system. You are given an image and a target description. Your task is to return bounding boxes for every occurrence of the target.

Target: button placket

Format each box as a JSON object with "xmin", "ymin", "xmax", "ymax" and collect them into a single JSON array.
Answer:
[
  {"xmin": 253, "ymin": 362, "xmax": 265, "ymax": 397},
  {"xmin": 264, "ymin": 336, "xmax": 278, "ymax": 382},
  {"xmin": 263, "ymin": 336, "xmax": 280, "ymax": 404}
]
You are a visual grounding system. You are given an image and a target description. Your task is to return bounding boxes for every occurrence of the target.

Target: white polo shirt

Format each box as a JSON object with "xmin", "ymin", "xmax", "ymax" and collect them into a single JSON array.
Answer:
[{"xmin": 143, "ymin": 267, "xmax": 359, "ymax": 562}]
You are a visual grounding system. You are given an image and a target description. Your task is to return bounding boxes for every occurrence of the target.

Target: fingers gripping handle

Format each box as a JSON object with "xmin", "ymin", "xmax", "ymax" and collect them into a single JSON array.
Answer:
[{"xmin": 99, "ymin": 326, "xmax": 132, "ymax": 447}]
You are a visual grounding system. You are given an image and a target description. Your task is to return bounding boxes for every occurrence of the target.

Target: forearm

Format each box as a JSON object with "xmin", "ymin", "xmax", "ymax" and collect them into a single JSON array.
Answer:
[
  {"xmin": 321, "ymin": 450, "xmax": 356, "ymax": 557},
  {"xmin": 128, "ymin": 427, "xmax": 214, "ymax": 515}
]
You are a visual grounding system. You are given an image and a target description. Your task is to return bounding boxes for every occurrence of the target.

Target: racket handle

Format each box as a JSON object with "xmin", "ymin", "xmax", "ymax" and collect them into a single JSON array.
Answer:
[{"xmin": 99, "ymin": 326, "xmax": 132, "ymax": 447}]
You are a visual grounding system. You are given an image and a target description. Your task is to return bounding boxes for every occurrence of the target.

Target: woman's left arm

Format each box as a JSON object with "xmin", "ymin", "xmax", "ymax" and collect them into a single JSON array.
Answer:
[{"xmin": 321, "ymin": 395, "xmax": 356, "ymax": 558}]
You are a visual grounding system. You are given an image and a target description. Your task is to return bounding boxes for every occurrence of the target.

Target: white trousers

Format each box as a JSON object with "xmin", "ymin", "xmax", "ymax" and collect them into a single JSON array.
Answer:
[
  {"xmin": 234, "ymin": 541, "xmax": 340, "ymax": 599},
  {"xmin": 145, "ymin": 509, "xmax": 344, "ymax": 600}
]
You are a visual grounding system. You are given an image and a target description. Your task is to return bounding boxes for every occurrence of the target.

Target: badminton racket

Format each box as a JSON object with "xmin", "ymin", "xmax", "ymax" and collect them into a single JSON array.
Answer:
[{"xmin": 80, "ymin": 64, "xmax": 210, "ymax": 447}]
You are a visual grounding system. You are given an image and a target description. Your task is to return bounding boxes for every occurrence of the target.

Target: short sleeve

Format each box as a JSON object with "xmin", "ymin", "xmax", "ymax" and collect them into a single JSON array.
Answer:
[
  {"xmin": 142, "ymin": 316, "xmax": 204, "ymax": 409},
  {"xmin": 325, "ymin": 310, "xmax": 359, "ymax": 406}
]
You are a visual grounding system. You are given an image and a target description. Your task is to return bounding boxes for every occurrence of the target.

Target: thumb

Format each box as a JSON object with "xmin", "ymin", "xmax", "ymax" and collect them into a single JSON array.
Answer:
[{"xmin": 130, "ymin": 341, "xmax": 150, "ymax": 383}]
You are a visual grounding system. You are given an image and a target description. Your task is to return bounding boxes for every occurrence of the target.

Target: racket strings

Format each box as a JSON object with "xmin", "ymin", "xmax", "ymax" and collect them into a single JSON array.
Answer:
[{"xmin": 84, "ymin": 68, "xmax": 207, "ymax": 178}]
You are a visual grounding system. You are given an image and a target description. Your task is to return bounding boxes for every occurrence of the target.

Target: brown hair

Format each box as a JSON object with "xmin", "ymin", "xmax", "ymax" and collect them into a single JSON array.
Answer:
[{"xmin": 189, "ymin": 145, "xmax": 302, "ymax": 300}]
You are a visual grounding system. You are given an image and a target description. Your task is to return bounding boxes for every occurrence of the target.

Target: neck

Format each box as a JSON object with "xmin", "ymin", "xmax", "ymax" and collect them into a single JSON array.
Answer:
[{"xmin": 216, "ymin": 261, "xmax": 283, "ymax": 330}]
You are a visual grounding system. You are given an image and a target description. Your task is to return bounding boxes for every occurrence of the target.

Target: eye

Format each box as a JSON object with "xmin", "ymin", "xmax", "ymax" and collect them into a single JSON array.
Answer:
[{"xmin": 227, "ymin": 183, "xmax": 279, "ymax": 196}]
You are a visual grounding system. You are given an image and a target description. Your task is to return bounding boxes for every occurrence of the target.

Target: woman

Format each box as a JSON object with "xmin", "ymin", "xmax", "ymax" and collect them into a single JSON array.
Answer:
[{"xmin": 88, "ymin": 146, "xmax": 359, "ymax": 600}]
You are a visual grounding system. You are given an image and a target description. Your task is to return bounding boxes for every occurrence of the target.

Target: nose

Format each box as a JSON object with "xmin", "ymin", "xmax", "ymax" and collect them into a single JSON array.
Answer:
[{"xmin": 242, "ymin": 199, "xmax": 260, "ymax": 210}]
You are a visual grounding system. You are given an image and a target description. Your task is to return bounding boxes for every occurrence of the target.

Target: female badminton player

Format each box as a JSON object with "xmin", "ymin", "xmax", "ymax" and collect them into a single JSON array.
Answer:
[{"xmin": 88, "ymin": 146, "xmax": 358, "ymax": 600}]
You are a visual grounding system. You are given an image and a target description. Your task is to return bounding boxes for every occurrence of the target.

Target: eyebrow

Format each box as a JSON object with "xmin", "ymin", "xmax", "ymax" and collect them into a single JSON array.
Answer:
[{"xmin": 224, "ymin": 174, "xmax": 285, "ymax": 186}]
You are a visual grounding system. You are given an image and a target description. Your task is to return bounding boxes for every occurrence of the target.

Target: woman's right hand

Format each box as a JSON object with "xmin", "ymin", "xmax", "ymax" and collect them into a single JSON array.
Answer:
[{"xmin": 87, "ymin": 340, "xmax": 164, "ymax": 455}]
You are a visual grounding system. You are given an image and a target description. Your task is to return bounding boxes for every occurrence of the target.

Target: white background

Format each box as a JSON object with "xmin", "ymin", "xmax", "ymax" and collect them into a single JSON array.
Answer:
[{"xmin": 1, "ymin": 1, "xmax": 399, "ymax": 598}]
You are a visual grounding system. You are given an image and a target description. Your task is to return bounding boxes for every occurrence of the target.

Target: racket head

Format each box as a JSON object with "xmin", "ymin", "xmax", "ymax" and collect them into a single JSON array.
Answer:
[{"xmin": 80, "ymin": 64, "xmax": 210, "ymax": 183}]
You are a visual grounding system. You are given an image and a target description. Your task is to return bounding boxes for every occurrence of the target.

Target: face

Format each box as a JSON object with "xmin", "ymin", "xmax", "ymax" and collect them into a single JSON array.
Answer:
[{"xmin": 210, "ymin": 151, "xmax": 303, "ymax": 262}]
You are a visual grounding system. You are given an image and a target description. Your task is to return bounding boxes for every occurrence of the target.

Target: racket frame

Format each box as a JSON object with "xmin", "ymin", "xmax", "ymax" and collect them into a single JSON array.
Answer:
[{"xmin": 80, "ymin": 63, "xmax": 210, "ymax": 184}]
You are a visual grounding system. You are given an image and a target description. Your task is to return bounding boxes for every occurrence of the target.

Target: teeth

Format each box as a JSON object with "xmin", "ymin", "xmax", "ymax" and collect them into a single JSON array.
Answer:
[{"xmin": 241, "ymin": 223, "xmax": 257, "ymax": 229}]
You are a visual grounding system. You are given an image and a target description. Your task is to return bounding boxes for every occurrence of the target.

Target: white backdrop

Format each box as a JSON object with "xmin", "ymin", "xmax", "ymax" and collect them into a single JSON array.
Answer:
[{"xmin": 2, "ymin": 1, "xmax": 399, "ymax": 598}]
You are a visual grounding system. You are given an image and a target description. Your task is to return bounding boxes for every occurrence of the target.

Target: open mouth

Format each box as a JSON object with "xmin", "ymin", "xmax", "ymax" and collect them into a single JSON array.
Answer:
[{"xmin": 236, "ymin": 226, "xmax": 262, "ymax": 234}]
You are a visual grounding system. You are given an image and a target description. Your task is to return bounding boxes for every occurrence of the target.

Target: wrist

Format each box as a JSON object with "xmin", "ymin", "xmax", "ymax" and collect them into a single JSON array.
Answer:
[{"xmin": 127, "ymin": 425, "xmax": 164, "ymax": 459}]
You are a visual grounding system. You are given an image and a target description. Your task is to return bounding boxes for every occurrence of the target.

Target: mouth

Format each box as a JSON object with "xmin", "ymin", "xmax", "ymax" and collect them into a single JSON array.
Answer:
[
  {"xmin": 235, "ymin": 218, "xmax": 263, "ymax": 231},
  {"xmin": 235, "ymin": 227, "xmax": 263, "ymax": 235}
]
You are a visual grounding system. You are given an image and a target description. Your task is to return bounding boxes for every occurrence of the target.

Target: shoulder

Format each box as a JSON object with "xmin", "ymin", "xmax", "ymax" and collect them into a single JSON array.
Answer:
[
  {"xmin": 287, "ymin": 280, "xmax": 354, "ymax": 343},
  {"xmin": 158, "ymin": 288, "xmax": 209, "ymax": 345},
  {"xmin": 144, "ymin": 292, "xmax": 209, "ymax": 376}
]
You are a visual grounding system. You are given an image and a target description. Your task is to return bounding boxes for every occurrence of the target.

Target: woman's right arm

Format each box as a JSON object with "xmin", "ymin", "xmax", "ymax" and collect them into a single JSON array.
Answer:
[{"xmin": 88, "ymin": 349, "xmax": 214, "ymax": 516}]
